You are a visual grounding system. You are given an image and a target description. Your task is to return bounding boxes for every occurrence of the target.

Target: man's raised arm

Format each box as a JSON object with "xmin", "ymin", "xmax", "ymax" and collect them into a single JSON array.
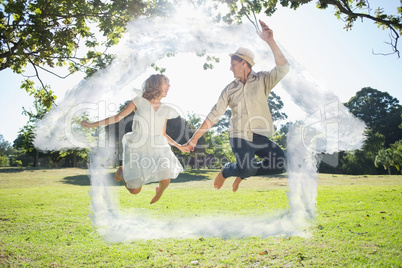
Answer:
[{"xmin": 257, "ymin": 19, "xmax": 287, "ymax": 66}]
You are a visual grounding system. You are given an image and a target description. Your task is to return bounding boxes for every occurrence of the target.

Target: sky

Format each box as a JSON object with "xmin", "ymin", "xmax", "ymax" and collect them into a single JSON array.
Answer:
[{"xmin": 0, "ymin": 1, "xmax": 401, "ymax": 144}]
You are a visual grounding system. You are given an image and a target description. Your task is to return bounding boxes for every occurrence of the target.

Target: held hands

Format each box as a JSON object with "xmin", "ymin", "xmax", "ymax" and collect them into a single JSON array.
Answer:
[
  {"xmin": 186, "ymin": 138, "xmax": 198, "ymax": 152},
  {"xmin": 177, "ymin": 139, "xmax": 197, "ymax": 153},
  {"xmin": 257, "ymin": 19, "xmax": 274, "ymax": 43},
  {"xmin": 178, "ymin": 144, "xmax": 191, "ymax": 153},
  {"xmin": 177, "ymin": 138, "xmax": 198, "ymax": 153}
]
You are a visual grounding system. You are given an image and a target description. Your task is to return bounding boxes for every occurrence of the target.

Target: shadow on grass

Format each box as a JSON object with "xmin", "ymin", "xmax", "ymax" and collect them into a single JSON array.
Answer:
[
  {"xmin": 0, "ymin": 167, "xmax": 45, "ymax": 173},
  {"xmin": 60, "ymin": 169, "xmax": 212, "ymax": 186},
  {"xmin": 61, "ymin": 172, "xmax": 124, "ymax": 187},
  {"xmin": 61, "ymin": 174, "xmax": 92, "ymax": 186},
  {"xmin": 258, "ymin": 173, "xmax": 288, "ymax": 180},
  {"xmin": 170, "ymin": 170, "xmax": 211, "ymax": 184}
]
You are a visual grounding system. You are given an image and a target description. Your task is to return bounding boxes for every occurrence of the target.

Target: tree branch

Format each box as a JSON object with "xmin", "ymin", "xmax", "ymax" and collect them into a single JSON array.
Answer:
[
  {"xmin": 325, "ymin": 0, "xmax": 401, "ymax": 28},
  {"xmin": 318, "ymin": 0, "xmax": 401, "ymax": 57},
  {"xmin": 0, "ymin": 39, "xmax": 24, "ymax": 70},
  {"xmin": 27, "ymin": 58, "xmax": 57, "ymax": 107},
  {"xmin": 372, "ymin": 27, "xmax": 400, "ymax": 58},
  {"xmin": 36, "ymin": 65, "xmax": 74, "ymax": 79}
]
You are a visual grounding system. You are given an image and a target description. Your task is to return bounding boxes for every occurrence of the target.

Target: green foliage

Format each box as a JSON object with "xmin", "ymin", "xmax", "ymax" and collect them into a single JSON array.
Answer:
[
  {"xmin": 0, "ymin": 134, "xmax": 14, "ymax": 158},
  {"xmin": 0, "ymin": 155, "xmax": 9, "ymax": 166},
  {"xmin": 22, "ymin": 95, "xmax": 53, "ymax": 123},
  {"xmin": 207, "ymin": 131, "xmax": 235, "ymax": 165},
  {"xmin": 0, "ymin": 134, "xmax": 15, "ymax": 167},
  {"xmin": 214, "ymin": 109, "xmax": 232, "ymax": 133},
  {"xmin": 187, "ymin": 112, "xmax": 203, "ymax": 129},
  {"xmin": 13, "ymin": 124, "xmax": 36, "ymax": 157},
  {"xmin": 172, "ymin": 113, "xmax": 235, "ymax": 169},
  {"xmin": 268, "ymin": 91, "xmax": 287, "ymax": 122},
  {"xmin": 12, "ymin": 94, "xmax": 50, "ymax": 167},
  {"xmin": 9, "ymin": 149, "xmax": 35, "ymax": 167},
  {"xmin": 203, "ymin": 55, "xmax": 220, "ymax": 70},
  {"xmin": 13, "ymin": 159, "xmax": 23, "ymax": 166},
  {"xmin": 344, "ymin": 87, "xmax": 402, "ymax": 146},
  {"xmin": 270, "ymin": 130, "xmax": 286, "ymax": 150},
  {"xmin": 400, "ymin": 113, "xmax": 402, "ymax": 129},
  {"xmin": 194, "ymin": 50, "xmax": 221, "ymax": 70},
  {"xmin": 12, "ymin": 96, "xmax": 90, "ymax": 167},
  {"xmin": 0, "ymin": 0, "xmax": 174, "ymax": 108},
  {"xmin": 374, "ymin": 148, "xmax": 395, "ymax": 175},
  {"xmin": 376, "ymin": 140, "xmax": 402, "ymax": 174},
  {"xmin": 331, "ymin": 88, "xmax": 402, "ymax": 175},
  {"xmin": 340, "ymin": 130, "xmax": 385, "ymax": 175},
  {"xmin": 392, "ymin": 140, "xmax": 402, "ymax": 172},
  {"xmin": 269, "ymin": 121, "xmax": 306, "ymax": 152},
  {"xmin": 151, "ymin": 63, "xmax": 167, "ymax": 73},
  {"xmin": 0, "ymin": 0, "xmax": 166, "ymax": 73}
]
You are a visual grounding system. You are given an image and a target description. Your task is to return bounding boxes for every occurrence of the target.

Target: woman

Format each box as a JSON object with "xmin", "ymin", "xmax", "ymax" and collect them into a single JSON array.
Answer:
[{"xmin": 81, "ymin": 74, "xmax": 190, "ymax": 204}]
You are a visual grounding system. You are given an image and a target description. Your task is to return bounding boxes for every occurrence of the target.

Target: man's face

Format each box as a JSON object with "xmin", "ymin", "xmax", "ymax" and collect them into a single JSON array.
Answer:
[{"xmin": 230, "ymin": 59, "xmax": 244, "ymax": 79}]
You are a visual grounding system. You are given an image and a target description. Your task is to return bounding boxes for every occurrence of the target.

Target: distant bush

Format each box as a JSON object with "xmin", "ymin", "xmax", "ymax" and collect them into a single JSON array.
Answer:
[{"xmin": 0, "ymin": 155, "xmax": 9, "ymax": 167}]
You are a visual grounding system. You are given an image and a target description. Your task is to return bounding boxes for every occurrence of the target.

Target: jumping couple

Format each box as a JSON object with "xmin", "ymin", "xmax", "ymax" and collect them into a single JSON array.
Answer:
[{"xmin": 81, "ymin": 20, "xmax": 289, "ymax": 204}]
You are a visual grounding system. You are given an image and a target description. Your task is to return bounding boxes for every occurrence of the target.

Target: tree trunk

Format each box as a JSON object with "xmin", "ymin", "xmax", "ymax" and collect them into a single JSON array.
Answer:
[
  {"xmin": 34, "ymin": 150, "xmax": 39, "ymax": 167},
  {"xmin": 387, "ymin": 166, "xmax": 391, "ymax": 175},
  {"xmin": 73, "ymin": 150, "xmax": 77, "ymax": 167}
]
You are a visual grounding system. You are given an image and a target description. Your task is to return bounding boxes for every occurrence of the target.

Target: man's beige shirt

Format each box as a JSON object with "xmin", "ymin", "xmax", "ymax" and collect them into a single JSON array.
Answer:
[{"xmin": 207, "ymin": 63, "xmax": 290, "ymax": 141}]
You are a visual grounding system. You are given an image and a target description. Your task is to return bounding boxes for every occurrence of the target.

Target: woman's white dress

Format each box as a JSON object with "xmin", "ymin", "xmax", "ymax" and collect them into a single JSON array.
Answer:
[{"xmin": 122, "ymin": 95, "xmax": 183, "ymax": 189}]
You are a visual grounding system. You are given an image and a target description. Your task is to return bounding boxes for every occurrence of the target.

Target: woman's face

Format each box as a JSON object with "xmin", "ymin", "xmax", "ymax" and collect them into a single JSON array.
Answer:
[{"xmin": 159, "ymin": 78, "xmax": 170, "ymax": 98}]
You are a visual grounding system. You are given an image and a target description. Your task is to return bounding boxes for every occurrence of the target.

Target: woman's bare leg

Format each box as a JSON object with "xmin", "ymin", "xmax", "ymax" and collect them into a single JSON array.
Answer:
[
  {"xmin": 114, "ymin": 166, "xmax": 123, "ymax": 181},
  {"xmin": 128, "ymin": 187, "xmax": 142, "ymax": 195},
  {"xmin": 232, "ymin": 177, "xmax": 242, "ymax": 192},
  {"xmin": 150, "ymin": 179, "xmax": 170, "ymax": 204},
  {"xmin": 114, "ymin": 166, "xmax": 142, "ymax": 194}
]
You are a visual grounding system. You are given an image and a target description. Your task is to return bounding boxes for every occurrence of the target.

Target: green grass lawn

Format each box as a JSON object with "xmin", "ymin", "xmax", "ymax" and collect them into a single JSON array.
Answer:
[{"xmin": 0, "ymin": 167, "xmax": 401, "ymax": 267}]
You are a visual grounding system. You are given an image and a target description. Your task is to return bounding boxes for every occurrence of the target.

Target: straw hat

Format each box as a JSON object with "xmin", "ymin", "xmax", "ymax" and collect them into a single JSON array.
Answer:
[{"xmin": 229, "ymin": 47, "xmax": 255, "ymax": 66}]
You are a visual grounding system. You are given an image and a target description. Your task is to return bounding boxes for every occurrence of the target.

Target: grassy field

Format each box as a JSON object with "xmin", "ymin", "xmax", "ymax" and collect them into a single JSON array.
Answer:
[{"xmin": 0, "ymin": 167, "xmax": 401, "ymax": 267}]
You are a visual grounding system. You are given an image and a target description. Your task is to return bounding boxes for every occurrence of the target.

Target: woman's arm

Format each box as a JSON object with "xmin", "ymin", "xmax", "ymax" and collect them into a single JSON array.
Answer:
[
  {"xmin": 162, "ymin": 119, "xmax": 191, "ymax": 153},
  {"xmin": 81, "ymin": 102, "xmax": 136, "ymax": 128}
]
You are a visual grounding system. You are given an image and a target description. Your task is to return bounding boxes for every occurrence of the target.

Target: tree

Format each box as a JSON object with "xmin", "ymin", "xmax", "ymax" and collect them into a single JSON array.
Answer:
[
  {"xmin": 11, "ymin": 91, "xmax": 55, "ymax": 166},
  {"xmin": 13, "ymin": 124, "xmax": 38, "ymax": 166},
  {"xmin": 375, "ymin": 140, "xmax": 402, "ymax": 174},
  {"xmin": 270, "ymin": 130, "xmax": 286, "ymax": 150},
  {"xmin": 400, "ymin": 113, "xmax": 402, "ymax": 129},
  {"xmin": 391, "ymin": 140, "xmax": 402, "ymax": 173},
  {"xmin": 269, "ymin": 91, "xmax": 287, "ymax": 122},
  {"xmin": 375, "ymin": 148, "xmax": 394, "ymax": 175},
  {"xmin": 340, "ymin": 129, "xmax": 385, "ymax": 175},
  {"xmin": 0, "ymin": 0, "xmax": 173, "ymax": 106},
  {"xmin": 2, "ymin": 1, "xmax": 400, "ymax": 120},
  {"xmin": 206, "ymin": 131, "xmax": 234, "ymax": 167},
  {"xmin": 12, "ymin": 91, "xmax": 90, "ymax": 167},
  {"xmin": 344, "ymin": 87, "xmax": 402, "ymax": 146},
  {"xmin": 0, "ymin": 134, "xmax": 14, "ymax": 156},
  {"xmin": 0, "ymin": 134, "xmax": 14, "ymax": 166},
  {"xmin": 215, "ymin": 0, "xmax": 402, "ymax": 57},
  {"xmin": 214, "ymin": 109, "xmax": 232, "ymax": 133}
]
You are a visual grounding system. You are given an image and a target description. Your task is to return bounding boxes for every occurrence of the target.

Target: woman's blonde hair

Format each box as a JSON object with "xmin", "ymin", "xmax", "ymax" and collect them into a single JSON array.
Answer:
[{"xmin": 142, "ymin": 74, "xmax": 168, "ymax": 101}]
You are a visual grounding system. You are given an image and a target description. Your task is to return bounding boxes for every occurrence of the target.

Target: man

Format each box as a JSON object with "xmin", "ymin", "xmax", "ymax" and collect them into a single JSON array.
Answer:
[{"xmin": 187, "ymin": 20, "xmax": 289, "ymax": 192}]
